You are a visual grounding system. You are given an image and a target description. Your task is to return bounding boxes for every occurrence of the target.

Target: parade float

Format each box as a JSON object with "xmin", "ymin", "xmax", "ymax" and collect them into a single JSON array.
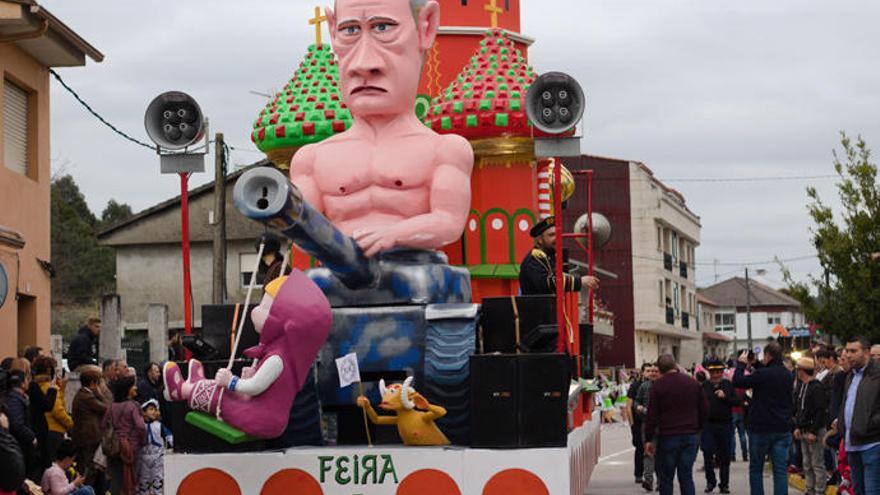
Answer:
[{"xmin": 163, "ymin": 1, "xmax": 601, "ymax": 493}]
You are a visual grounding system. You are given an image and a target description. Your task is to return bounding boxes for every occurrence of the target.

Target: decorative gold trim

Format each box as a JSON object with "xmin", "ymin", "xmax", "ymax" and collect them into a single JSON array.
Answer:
[
  {"xmin": 265, "ymin": 147, "xmax": 298, "ymax": 171},
  {"xmin": 470, "ymin": 137, "xmax": 535, "ymax": 165}
]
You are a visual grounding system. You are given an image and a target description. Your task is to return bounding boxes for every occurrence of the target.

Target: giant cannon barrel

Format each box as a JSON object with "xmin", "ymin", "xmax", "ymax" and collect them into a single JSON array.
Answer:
[{"xmin": 233, "ymin": 167, "xmax": 378, "ymax": 289}]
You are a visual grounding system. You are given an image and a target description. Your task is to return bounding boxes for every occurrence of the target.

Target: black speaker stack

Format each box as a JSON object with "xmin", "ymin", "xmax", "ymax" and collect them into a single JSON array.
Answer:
[
  {"xmin": 200, "ymin": 304, "xmax": 261, "ymax": 360},
  {"xmin": 470, "ymin": 353, "xmax": 570, "ymax": 448}
]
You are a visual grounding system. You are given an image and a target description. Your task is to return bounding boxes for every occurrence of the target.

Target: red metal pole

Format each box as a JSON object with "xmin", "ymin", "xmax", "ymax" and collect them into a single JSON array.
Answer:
[
  {"xmin": 180, "ymin": 173, "xmax": 193, "ymax": 337},
  {"xmin": 587, "ymin": 170, "xmax": 594, "ymax": 325},
  {"xmin": 554, "ymin": 160, "xmax": 565, "ymax": 354}
]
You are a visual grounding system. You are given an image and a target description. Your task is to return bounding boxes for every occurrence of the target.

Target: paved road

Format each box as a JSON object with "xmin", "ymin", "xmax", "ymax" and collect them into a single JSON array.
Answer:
[{"xmin": 586, "ymin": 422, "xmax": 802, "ymax": 495}]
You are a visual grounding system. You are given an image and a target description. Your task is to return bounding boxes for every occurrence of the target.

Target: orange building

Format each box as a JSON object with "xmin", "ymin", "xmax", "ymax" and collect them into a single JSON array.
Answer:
[{"xmin": 0, "ymin": 1, "xmax": 102, "ymax": 358}]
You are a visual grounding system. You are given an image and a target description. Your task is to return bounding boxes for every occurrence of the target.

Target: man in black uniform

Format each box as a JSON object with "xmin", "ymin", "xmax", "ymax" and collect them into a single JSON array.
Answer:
[
  {"xmin": 701, "ymin": 359, "xmax": 739, "ymax": 494},
  {"xmin": 519, "ymin": 217, "xmax": 599, "ymax": 295}
]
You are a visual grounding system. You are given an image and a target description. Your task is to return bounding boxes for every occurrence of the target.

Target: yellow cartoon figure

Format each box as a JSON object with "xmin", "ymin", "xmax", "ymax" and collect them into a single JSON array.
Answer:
[{"xmin": 356, "ymin": 377, "xmax": 450, "ymax": 446}]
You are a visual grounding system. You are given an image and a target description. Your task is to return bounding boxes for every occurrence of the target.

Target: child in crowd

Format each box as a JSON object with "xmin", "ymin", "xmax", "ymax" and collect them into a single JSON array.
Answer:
[
  {"xmin": 41, "ymin": 439, "xmax": 94, "ymax": 495},
  {"xmin": 136, "ymin": 399, "xmax": 172, "ymax": 495}
]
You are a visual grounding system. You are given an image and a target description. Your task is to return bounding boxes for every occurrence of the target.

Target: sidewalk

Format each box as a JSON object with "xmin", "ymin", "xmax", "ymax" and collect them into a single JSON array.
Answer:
[{"xmin": 586, "ymin": 422, "xmax": 803, "ymax": 494}]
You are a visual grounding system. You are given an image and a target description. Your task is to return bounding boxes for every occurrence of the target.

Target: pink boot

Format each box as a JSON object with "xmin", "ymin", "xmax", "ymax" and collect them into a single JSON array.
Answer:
[
  {"xmin": 188, "ymin": 380, "xmax": 223, "ymax": 416},
  {"xmin": 163, "ymin": 362, "xmax": 185, "ymax": 401},
  {"xmin": 187, "ymin": 359, "xmax": 205, "ymax": 383}
]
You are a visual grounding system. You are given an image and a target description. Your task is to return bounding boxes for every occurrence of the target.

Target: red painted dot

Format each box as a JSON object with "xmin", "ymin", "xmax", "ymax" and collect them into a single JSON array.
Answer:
[
  {"xmin": 394, "ymin": 180, "xmax": 403, "ymax": 187},
  {"xmin": 396, "ymin": 469, "xmax": 460, "ymax": 495},
  {"xmin": 482, "ymin": 469, "xmax": 548, "ymax": 495},
  {"xmin": 260, "ymin": 469, "xmax": 322, "ymax": 495},
  {"xmin": 177, "ymin": 468, "xmax": 241, "ymax": 495}
]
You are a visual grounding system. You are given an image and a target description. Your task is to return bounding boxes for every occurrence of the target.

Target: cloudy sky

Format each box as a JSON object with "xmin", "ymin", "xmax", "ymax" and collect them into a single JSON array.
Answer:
[{"xmin": 41, "ymin": 0, "xmax": 880, "ymax": 289}]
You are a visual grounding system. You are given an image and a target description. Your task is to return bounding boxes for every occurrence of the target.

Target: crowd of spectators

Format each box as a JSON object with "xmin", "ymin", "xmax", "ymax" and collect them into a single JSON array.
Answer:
[
  {"xmin": 625, "ymin": 335, "xmax": 880, "ymax": 495},
  {"xmin": 0, "ymin": 319, "xmax": 172, "ymax": 495}
]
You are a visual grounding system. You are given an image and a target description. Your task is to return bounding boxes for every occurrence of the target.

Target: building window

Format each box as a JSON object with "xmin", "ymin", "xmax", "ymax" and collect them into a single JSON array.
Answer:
[
  {"xmin": 673, "ymin": 282, "xmax": 680, "ymax": 316},
  {"xmin": 767, "ymin": 313, "xmax": 781, "ymax": 325},
  {"xmin": 658, "ymin": 280, "xmax": 664, "ymax": 306},
  {"xmin": 239, "ymin": 253, "xmax": 265, "ymax": 289},
  {"xmin": 714, "ymin": 311, "xmax": 735, "ymax": 332},
  {"xmin": 3, "ymin": 79, "xmax": 32, "ymax": 176},
  {"xmin": 671, "ymin": 231, "xmax": 679, "ymax": 265},
  {"xmin": 657, "ymin": 226, "xmax": 662, "ymax": 251},
  {"xmin": 461, "ymin": 0, "xmax": 467, "ymax": 5},
  {"xmin": 505, "ymin": 0, "xmax": 510, "ymax": 10}
]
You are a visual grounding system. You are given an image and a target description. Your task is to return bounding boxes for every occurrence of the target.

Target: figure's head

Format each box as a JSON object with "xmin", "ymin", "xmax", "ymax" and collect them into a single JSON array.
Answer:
[
  {"xmin": 871, "ymin": 344, "xmax": 880, "ymax": 363},
  {"xmin": 645, "ymin": 363, "xmax": 660, "ymax": 381},
  {"xmin": 141, "ymin": 399, "xmax": 160, "ymax": 422},
  {"xmin": 816, "ymin": 347, "xmax": 837, "ymax": 370},
  {"xmin": 102, "ymin": 359, "xmax": 119, "ymax": 381},
  {"xmin": 796, "ymin": 357, "xmax": 816, "ymax": 381},
  {"xmin": 251, "ymin": 275, "xmax": 288, "ymax": 334},
  {"xmin": 55, "ymin": 439, "xmax": 77, "ymax": 470},
  {"xmin": 79, "ymin": 367, "xmax": 102, "ymax": 393},
  {"xmin": 845, "ymin": 335, "xmax": 872, "ymax": 370},
  {"xmin": 327, "ymin": 0, "xmax": 439, "ymax": 118},
  {"xmin": 377, "ymin": 376, "xmax": 428, "ymax": 411},
  {"xmin": 144, "ymin": 362, "xmax": 161, "ymax": 383},
  {"xmin": 111, "ymin": 375, "xmax": 137, "ymax": 403},
  {"xmin": 763, "ymin": 341, "xmax": 783, "ymax": 365},
  {"xmin": 87, "ymin": 317, "xmax": 102, "ymax": 336},
  {"xmin": 657, "ymin": 354, "xmax": 677, "ymax": 374}
]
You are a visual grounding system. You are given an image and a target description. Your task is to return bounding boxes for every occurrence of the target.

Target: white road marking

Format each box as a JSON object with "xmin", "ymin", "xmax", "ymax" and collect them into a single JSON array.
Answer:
[{"xmin": 598, "ymin": 446, "xmax": 635, "ymax": 464}]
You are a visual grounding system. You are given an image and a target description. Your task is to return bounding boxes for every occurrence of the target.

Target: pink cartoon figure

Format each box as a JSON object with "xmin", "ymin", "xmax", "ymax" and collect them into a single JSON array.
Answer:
[
  {"xmin": 290, "ymin": 0, "xmax": 474, "ymax": 258},
  {"xmin": 162, "ymin": 270, "xmax": 331, "ymax": 439}
]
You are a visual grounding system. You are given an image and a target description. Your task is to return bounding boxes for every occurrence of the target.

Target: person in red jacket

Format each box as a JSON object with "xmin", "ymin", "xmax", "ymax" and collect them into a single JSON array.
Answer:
[{"xmin": 645, "ymin": 354, "xmax": 709, "ymax": 495}]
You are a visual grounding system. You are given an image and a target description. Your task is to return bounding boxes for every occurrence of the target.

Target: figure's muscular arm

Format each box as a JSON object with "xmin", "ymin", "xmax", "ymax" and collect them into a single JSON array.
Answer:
[
  {"xmin": 289, "ymin": 144, "xmax": 324, "ymax": 212},
  {"xmin": 354, "ymin": 134, "xmax": 473, "ymax": 256}
]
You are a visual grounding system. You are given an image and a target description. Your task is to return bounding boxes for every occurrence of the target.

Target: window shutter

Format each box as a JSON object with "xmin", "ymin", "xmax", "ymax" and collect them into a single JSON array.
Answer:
[{"xmin": 4, "ymin": 80, "xmax": 30, "ymax": 175}]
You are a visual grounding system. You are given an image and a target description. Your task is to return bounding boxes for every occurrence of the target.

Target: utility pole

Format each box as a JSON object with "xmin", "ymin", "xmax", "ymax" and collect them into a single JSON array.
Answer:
[
  {"xmin": 212, "ymin": 133, "xmax": 227, "ymax": 304},
  {"xmin": 745, "ymin": 267, "xmax": 753, "ymax": 352}
]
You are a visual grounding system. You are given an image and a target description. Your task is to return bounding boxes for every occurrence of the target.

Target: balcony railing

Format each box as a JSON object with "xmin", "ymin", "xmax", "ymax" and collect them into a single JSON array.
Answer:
[
  {"xmin": 663, "ymin": 253, "xmax": 673, "ymax": 271},
  {"xmin": 665, "ymin": 307, "xmax": 675, "ymax": 325},
  {"xmin": 682, "ymin": 312, "xmax": 690, "ymax": 329},
  {"xmin": 680, "ymin": 261, "xmax": 688, "ymax": 279}
]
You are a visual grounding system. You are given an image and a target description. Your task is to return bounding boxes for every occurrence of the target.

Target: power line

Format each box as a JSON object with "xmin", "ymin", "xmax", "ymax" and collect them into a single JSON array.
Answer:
[
  {"xmin": 50, "ymin": 69, "xmax": 155, "ymax": 150},
  {"xmin": 661, "ymin": 175, "xmax": 837, "ymax": 183},
  {"xmin": 52, "ymin": 69, "xmax": 265, "ymax": 161}
]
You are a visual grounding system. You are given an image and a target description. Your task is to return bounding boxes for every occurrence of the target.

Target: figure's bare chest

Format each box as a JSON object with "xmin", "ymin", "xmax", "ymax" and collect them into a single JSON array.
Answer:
[{"xmin": 313, "ymin": 138, "xmax": 437, "ymax": 194}]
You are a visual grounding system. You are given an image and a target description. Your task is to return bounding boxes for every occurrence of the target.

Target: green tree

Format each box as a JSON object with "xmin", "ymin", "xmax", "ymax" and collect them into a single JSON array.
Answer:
[
  {"xmin": 798, "ymin": 133, "xmax": 880, "ymax": 340},
  {"xmin": 50, "ymin": 175, "xmax": 115, "ymax": 304},
  {"xmin": 99, "ymin": 199, "xmax": 133, "ymax": 230}
]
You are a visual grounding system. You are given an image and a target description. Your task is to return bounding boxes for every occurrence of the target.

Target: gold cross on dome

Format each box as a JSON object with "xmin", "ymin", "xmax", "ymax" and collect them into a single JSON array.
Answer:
[
  {"xmin": 309, "ymin": 6, "xmax": 328, "ymax": 45},
  {"xmin": 484, "ymin": 0, "xmax": 503, "ymax": 29}
]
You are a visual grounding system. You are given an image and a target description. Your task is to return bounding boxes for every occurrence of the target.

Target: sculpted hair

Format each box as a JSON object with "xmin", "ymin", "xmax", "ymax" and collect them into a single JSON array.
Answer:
[{"xmin": 657, "ymin": 354, "xmax": 676, "ymax": 374}]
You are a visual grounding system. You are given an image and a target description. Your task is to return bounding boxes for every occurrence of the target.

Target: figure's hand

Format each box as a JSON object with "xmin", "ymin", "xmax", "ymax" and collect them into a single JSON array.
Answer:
[
  {"xmin": 738, "ymin": 351, "xmax": 750, "ymax": 365},
  {"xmin": 831, "ymin": 419, "xmax": 838, "ymax": 433},
  {"xmin": 73, "ymin": 473, "xmax": 84, "ymax": 487},
  {"xmin": 241, "ymin": 366, "xmax": 256, "ymax": 379},
  {"xmin": 356, "ymin": 396, "xmax": 370, "ymax": 409},
  {"xmin": 353, "ymin": 226, "xmax": 401, "ymax": 257},
  {"xmin": 0, "ymin": 413, "xmax": 8, "ymax": 430},
  {"xmin": 581, "ymin": 275, "xmax": 599, "ymax": 290},
  {"xmin": 215, "ymin": 368, "xmax": 234, "ymax": 388},
  {"xmin": 715, "ymin": 389, "xmax": 726, "ymax": 399},
  {"xmin": 645, "ymin": 442, "xmax": 655, "ymax": 457},
  {"xmin": 793, "ymin": 428, "xmax": 801, "ymax": 441}
]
